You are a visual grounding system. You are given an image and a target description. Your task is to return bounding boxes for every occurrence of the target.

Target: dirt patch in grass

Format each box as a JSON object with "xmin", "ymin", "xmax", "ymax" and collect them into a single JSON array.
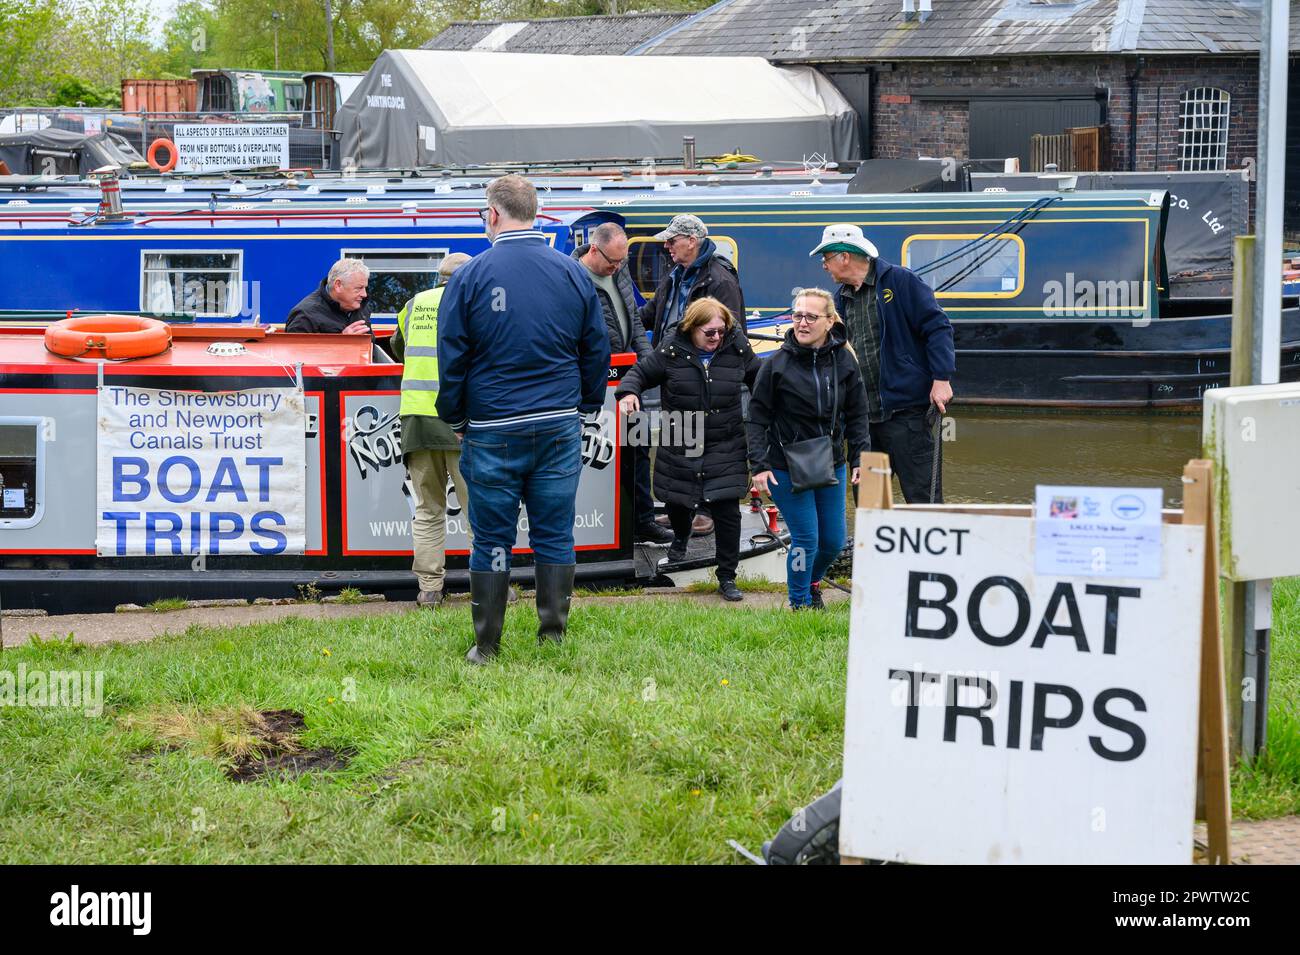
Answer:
[
  {"xmin": 123, "ymin": 706, "xmax": 352, "ymax": 783},
  {"xmin": 228, "ymin": 745, "xmax": 354, "ymax": 783}
]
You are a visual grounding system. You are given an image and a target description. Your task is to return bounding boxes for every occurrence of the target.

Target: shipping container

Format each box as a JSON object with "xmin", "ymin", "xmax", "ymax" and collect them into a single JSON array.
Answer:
[{"xmin": 120, "ymin": 79, "xmax": 198, "ymax": 114}]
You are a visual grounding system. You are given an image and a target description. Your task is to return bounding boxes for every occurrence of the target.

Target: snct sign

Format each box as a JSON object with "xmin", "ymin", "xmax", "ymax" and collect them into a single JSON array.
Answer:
[{"xmin": 841, "ymin": 509, "xmax": 1204, "ymax": 865}]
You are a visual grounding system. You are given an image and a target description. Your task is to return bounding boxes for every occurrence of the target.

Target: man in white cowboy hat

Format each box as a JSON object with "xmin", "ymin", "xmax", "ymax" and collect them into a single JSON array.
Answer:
[{"xmin": 810, "ymin": 223, "xmax": 955, "ymax": 503}]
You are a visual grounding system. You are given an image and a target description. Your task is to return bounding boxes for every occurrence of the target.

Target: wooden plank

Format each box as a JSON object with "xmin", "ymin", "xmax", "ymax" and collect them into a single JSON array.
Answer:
[
  {"xmin": 1182, "ymin": 459, "xmax": 1232, "ymax": 865},
  {"xmin": 857, "ymin": 451, "xmax": 893, "ymax": 510}
]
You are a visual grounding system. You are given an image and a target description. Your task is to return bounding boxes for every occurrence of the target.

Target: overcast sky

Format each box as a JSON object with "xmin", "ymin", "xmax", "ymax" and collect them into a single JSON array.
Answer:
[{"xmin": 144, "ymin": 0, "xmax": 178, "ymax": 42}]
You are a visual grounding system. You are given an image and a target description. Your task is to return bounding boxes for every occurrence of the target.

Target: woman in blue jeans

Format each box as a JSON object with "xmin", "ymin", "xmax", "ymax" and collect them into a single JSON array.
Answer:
[{"xmin": 747, "ymin": 289, "xmax": 872, "ymax": 610}]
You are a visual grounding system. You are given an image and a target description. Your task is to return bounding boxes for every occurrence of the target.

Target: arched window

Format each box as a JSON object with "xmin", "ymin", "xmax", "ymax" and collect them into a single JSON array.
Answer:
[{"xmin": 1178, "ymin": 87, "xmax": 1230, "ymax": 171}]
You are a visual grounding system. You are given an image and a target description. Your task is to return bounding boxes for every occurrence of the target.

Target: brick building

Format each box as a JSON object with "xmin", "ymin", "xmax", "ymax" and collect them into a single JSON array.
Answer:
[
  {"xmin": 634, "ymin": 0, "xmax": 1296, "ymax": 180},
  {"xmin": 425, "ymin": 1, "xmax": 1297, "ymax": 224}
]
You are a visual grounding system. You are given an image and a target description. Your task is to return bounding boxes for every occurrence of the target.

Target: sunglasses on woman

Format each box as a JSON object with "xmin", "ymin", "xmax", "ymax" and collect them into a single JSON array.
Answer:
[{"xmin": 700, "ymin": 327, "xmax": 725, "ymax": 339}]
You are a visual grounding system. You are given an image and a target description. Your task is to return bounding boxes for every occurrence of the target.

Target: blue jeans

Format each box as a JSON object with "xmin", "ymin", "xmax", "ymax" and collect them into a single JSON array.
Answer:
[
  {"xmin": 460, "ymin": 418, "xmax": 582, "ymax": 571},
  {"xmin": 768, "ymin": 464, "xmax": 847, "ymax": 607}
]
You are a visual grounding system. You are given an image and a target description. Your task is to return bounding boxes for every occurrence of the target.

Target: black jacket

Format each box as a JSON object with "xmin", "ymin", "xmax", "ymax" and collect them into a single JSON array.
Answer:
[
  {"xmin": 638, "ymin": 238, "xmax": 747, "ymax": 344},
  {"xmin": 746, "ymin": 323, "xmax": 872, "ymax": 475},
  {"xmin": 285, "ymin": 279, "xmax": 373, "ymax": 334},
  {"xmin": 571, "ymin": 245, "xmax": 652, "ymax": 358},
  {"xmin": 616, "ymin": 326, "xmax": 760, "ymax": 507}
]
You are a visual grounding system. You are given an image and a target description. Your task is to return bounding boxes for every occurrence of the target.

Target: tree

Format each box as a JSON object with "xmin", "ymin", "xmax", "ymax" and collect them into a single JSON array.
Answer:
[{"xmin": 0, "ymin": 0, "xmax": 67, "ymax": 104}]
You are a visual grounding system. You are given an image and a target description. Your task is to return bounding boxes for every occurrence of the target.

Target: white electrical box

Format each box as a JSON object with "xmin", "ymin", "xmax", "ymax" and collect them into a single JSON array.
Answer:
[{"xmin": 1203, "ymin": 382, "xmax": 1300, "ymax": 581}]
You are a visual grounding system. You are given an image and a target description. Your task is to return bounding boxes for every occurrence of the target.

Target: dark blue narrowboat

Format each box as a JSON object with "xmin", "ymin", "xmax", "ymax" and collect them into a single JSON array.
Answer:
[{"xmin": 2, "ymin": 183, "xmax": 1297, "ymax": 407}]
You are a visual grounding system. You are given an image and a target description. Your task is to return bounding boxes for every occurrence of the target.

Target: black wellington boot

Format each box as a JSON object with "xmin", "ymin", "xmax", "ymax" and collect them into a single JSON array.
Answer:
[
  {"xmin": 534, "ymin": 563, "xmax": 576, "ymax": 645},
  {"xmin": 466, "ymin": 570, "xmax": 512, "ymax": 665}
]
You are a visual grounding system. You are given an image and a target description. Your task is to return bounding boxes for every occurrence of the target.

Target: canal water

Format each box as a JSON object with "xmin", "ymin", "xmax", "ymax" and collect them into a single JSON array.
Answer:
[{"xmin": 927, "ymin": 409, "xmax": 1203, "ymax": 508}]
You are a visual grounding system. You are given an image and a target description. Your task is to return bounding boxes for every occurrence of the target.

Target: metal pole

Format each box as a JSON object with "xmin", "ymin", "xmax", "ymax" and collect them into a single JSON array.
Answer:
[
  {"xmin": 1234, "ymin": 0, "xmax": 1288, "ymax": 762},
  {"xmin": 1251, "ymin": 0, "xmax": 1287, "ymax": 384},
  {"xmin": 1225, "ymin": 235, "xmax": 1253, "ymax": 758}
]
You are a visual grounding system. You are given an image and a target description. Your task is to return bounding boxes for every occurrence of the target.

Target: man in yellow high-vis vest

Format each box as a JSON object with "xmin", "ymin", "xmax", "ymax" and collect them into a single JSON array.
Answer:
[{"xmin": 393, "ymin": 252, "xmax": 472, "ymax": 608}]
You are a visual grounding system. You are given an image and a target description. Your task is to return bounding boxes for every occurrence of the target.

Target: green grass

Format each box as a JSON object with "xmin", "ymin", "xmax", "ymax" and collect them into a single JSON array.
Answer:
[
  {"xmin": 146, "ymin": 597, "xmax": 190, "ymax": 613},
  {"xmin": 1, "ymin": 577, "xmax": 1295, "ymax": 863},
  {"xmin": 0, "ymin": 599, "xmax": 849, "ymax": 863},
  {"xmin": 1231, "ymin": 576, "xmax": 1300, "ymax": 819},
  {"xmin": 331, "ymin": 587, "xmax": 366, "ymax": 605}
]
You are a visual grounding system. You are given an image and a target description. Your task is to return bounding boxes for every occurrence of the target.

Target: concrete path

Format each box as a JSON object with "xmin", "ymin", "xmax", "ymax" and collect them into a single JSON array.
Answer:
[
  {"xmin": 1195, "ymin": 816, "xmax": 1300, "ymax": 864},
  {"xmin": 1, "ymin": 586, "xmax": 847, "ymax": 649}
]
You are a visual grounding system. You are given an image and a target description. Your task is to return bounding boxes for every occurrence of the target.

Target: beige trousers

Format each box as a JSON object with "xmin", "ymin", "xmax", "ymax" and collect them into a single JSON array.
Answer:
[{"xmin": 406, "ymin": 448, "xmax": 469, "ymax": 593}]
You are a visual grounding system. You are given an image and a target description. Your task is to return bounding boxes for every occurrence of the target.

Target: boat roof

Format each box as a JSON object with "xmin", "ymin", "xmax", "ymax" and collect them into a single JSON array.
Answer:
[{"xmin": 0, "ymin": 202, "xmax": 598, "ymax": 231}]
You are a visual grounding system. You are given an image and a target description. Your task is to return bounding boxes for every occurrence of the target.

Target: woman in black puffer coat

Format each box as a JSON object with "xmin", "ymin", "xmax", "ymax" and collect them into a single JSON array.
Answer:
[{"xmin": 616, "ymin": 296, "xmax": 760, "ymax": 601}]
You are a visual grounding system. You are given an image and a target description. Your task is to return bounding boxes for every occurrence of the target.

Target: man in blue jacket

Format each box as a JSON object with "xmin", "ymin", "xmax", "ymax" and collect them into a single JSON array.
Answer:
[
  {"xmin": 812, "ymin": 224, "xmax": 955, "ymax": 503},
  {"xmin": 437, "ymin": 174, "xmax": 611, "ymax": 664}
]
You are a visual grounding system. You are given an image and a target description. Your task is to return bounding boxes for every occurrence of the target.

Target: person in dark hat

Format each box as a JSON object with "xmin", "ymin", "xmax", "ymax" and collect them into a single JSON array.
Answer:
[
  {"xmin": 811, "ymin": 224, "xmax": 955, "ymax": 503},
  {"xmin": 638, "ymin": 213, "xmax": 746, "ymax": 343},
  {"xmin": 638, "ymin": 213, "xmax": 748, "ymax": 538}
]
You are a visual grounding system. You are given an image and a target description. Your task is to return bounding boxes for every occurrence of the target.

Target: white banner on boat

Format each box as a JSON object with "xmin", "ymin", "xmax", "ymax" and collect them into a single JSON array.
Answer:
[
  {"xmin": 96, "ymin": 385, "xmax": 306, "ymax": 557},
  {"xmin": 172, "ymin": 123, "xmax": 289, "ymax": 173}
]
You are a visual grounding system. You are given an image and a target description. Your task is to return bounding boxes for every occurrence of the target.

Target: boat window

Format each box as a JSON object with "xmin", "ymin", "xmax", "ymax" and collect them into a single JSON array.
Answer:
[
  {"xmin": 206, "ymin": 76, "xmax": 232, "ymax": 112},
  {"xmin": 140, "ymin": 251, "xmax": 244, "ymax": 317},
  {"xmin": 342, "ymin": 249, "xmax": 449, "ymax": 316},
  {"xmin": 0, "ymin": 418, "xmax": 44, "ymax": 529},
  {"xmin": 284, "ymin": 83, "xmax": 306, "ymax": 112},
  {"xmin": 901, "ymin": 233, "xmax": 1024, "ymax": 299},
  {"xmin": 627, "ymin": 235, "xmax": 740, "ymax": 299}
]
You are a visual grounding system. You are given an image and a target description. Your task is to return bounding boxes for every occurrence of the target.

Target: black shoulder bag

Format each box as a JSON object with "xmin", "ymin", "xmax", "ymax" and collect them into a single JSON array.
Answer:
[{"xmin": 777, "ymin": 351, "xmax": 839, "ymax": 493}]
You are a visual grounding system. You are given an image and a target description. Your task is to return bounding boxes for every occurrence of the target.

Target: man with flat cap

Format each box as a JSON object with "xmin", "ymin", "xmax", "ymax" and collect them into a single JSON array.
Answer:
[
  {"xmin": 639, "ymin": 213, "xmax": 746, "ymax": 343},
  {"xmin": 638, "ymin": 213, "xmax": 747, "ymax": 538},
  {"xmin": 811, "ymin": 224, "xmax": 955, "ymax": 503}
]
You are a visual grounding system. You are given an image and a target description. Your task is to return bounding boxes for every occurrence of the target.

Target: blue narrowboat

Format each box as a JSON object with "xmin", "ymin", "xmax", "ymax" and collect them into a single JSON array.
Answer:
[{"xmin": 2, "ymin": 183, "xmax": 1298, "ymax": 407}]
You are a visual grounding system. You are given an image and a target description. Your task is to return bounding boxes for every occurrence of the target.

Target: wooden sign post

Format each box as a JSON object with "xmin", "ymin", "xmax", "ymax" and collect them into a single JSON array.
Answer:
[{"xmin": 841, "ymin": 453, "xmax": 1230, "ymax": 865}]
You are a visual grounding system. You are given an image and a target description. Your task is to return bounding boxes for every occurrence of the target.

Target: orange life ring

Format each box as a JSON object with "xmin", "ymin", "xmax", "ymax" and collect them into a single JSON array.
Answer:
[
  {"xmin": 147, "ymin": 137, "xmax": 177, "ymax": 172},
  {"xmin": 44, "ymin": 316, "xmax": 172, "ymax": 360}
]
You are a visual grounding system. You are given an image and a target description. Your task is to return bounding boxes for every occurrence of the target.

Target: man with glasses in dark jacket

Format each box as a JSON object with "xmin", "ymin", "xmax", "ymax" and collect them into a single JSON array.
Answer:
[
  {"xmin": 812, "ymin": 224, "xmax": 955, "ymax": 503},
  {"xmin": 437, "ymin": 175, "xmax": 611, "ymax": 664},
  {"xmin": 573, "ymin": 222, "xmax": 672, "ymax": 545}
]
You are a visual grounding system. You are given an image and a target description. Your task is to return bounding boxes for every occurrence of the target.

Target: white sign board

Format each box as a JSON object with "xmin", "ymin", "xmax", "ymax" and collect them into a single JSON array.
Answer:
[
  {"xmin": 173, "ymin": 123, "xmax": 290, "ymax": 173},
  {"xmin": 1034, "ymin": 485, "xmax": 1163, "ymax": 579},
  {"xmin": 841, "ymin": 509, "xmax": 1204, "ymax": 865},
  {"xmin": 96, "ymin": 386, "xmax": 306, "ymax": 556}
]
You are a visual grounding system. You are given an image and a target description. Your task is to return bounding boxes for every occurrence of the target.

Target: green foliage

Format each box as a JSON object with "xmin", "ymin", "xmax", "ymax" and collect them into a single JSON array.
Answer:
[
  {"xmin": 1, "ymin": 0, "xmax": 718, "ymax": 107},
  {"xmin": 41, "ymin": 76, "xmax": 121, "ymax": 108}
]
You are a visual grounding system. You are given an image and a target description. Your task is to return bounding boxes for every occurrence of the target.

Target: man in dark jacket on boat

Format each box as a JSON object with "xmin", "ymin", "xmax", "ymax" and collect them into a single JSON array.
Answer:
[
  {"xmin": 285, "ymin": 258, "xmax": 373, "ymax": 334},
  {"xmin": 573, "ymin": 222, "xmax": 672, "ymax": 546},
  {"xmin": 813, "ymin": 224, "xmax": 955, "ymax": 503},
  {"xmin": 436, "ymin": 174, "xmax": 610, "ymax": 665},
  {"xmin": 638, "ymin": 214, "xmax": 746, "ymax": 343}
]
